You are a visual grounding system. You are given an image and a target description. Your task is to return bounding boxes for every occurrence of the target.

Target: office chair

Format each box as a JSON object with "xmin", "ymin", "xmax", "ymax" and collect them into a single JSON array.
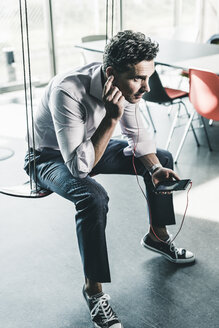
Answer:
[
  {"xmin": 174, "ymin": 68, "xmax": 219, "ymax": 162},
  {"xmin": 176, "ymin": 36, "xmax": 217, "ymax": 126},
  {"xmin": 206, "ymin": 34, "xmax": 219, "ymax": 126},
  {"xmin": 179, "ymin": 33, "xmax": 219, "ymax": 86},
  {"xmin": 142, "ymin": 70, "xmax": 199, "ymax": 157},
  {"xmin": 81, "ymin": 35, "xmax": 106, "ymax": 43},
  {"xmin": 80, "ymin": 34, "xmax": 106, "ymax": 64},
  {"xmin": 206, "ymin": 33, "xmax": 219, "ymax": 44}
]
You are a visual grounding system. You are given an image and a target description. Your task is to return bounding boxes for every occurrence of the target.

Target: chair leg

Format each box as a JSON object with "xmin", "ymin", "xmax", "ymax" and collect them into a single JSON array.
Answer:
[
  {"xmin": 140, "ymin": 102, "xmax": 156, "ymax": 133},
  {"xmin": 190, "ymin": 123, "xmax": 200, "ymax": 147},
  {"xmin": 145, "ymin": 103, "xmax": 156, "ymax": 133},
  {"xmin": 200, "ymin": 116, "xmax": 213, "ymax": 151},
  {"xmin": 167, "ymin": 104, "xmax": 173, "ymax": 116},
  {"xmin": 174, "ymin": 111, "xmax": 196, "ymax": 163},
  {"xmin": 165, "ymin": 104, "xmax": 180, "ymax": 150},
  {"xmin": 180, "ymin": 100, "xmax": 190, "ymax": 117},
  {"xmin": 181, "ymin": 101, "xmax": 200, "ymax": 147}
]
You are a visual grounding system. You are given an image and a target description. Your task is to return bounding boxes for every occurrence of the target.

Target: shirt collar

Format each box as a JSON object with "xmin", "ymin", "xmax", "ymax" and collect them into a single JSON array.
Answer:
[{"xmin": 90, "ymin": 64, "xmax": 104, "ymax": 102}]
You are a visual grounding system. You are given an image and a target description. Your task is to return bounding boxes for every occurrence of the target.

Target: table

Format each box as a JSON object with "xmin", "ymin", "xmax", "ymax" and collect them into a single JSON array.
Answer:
[
  {"xmin": 172, "ymin": 54, "xmax": 219, "ymax": 74},
  {"xmin": 75, "ymin": 37, "xmax": 219, "ymax": 74}
]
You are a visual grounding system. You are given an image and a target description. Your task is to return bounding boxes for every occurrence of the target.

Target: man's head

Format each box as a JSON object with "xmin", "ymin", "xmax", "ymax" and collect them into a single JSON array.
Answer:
[{"xmin": 103, "ymin": 30, "xmax": 159, "ymax": 103}]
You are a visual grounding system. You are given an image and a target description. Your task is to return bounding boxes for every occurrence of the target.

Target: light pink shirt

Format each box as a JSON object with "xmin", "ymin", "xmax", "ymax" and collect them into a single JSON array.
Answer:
[{"xmin": 33, "ymin": 62, "xmax": 156, "ymax": 178}]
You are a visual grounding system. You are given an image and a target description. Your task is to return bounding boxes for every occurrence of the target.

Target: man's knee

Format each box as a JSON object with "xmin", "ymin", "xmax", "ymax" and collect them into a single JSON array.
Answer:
[
  {"xmin": 157, "ymin": 149, "xmax": 173, "ymax": 169},
  {"xmin": 87, "ymin": 187, "xmax": 109, "ymax": 214},
  {"xmin": 163, "ymin": 150, "xmax": 173, "ymax": 169},
  {"xmin": 75, "ymin": 180, "xmax": 109, "ymax": 219}
]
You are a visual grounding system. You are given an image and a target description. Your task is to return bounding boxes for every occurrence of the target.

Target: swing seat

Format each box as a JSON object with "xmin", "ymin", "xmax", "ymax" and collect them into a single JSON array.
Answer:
[
  {"xmin": 0, "ymin": 147, "xmax": 15, "ymax": 161},
  {"xmin": 0, "ymin": 181, "xmax": 52, "ymax": 198}
]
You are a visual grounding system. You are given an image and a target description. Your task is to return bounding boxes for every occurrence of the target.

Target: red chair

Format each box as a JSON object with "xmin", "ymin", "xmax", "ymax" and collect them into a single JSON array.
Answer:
[
  {"xmin": 174, "ymin": 68, "xmax": 219, "ymax": 162},
  {"xmin": 142, "ymin": 70, "xmax": 199, "ymax": 155},
  {"xmin": 178, "ymin": 34, "xmax": 219, "ymax": 86}
]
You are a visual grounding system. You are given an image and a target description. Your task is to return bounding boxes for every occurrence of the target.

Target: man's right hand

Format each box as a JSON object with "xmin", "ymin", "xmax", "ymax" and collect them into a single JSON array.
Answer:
[
  {"xmin": 102, "ymin": 75, "xmax": 125, "ymax": 121},
  {"xmin": 152, "ymin": 167, "xmax": 180, "ymax": 187}
]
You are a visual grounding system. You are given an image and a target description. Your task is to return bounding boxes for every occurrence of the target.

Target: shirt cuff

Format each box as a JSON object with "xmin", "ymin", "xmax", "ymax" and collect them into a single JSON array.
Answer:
[
  {"xmin": 76, "ymin": 140, "xmax": 95, "ymax": 178},
  {"xmin": 66, "ymin": 140, "xmax": 95, "ymax": 178},
  {"xmin": 123, "ymin": 141, "xmax": 157, "ymax": 158}
]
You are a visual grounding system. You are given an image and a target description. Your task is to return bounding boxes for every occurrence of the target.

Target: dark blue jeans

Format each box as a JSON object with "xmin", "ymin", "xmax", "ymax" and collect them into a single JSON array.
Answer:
[{"xmin": 24, "ymin": 139, "xmax": 175, "ymax": 282}]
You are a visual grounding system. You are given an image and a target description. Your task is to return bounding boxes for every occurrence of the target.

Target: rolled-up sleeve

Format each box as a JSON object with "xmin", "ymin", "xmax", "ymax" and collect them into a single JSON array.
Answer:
[
  {"xmin": 49, "ymin": 87, "xmax": 95, "ymax": 178},
  {"xmin": 119, "ymin": 102, "xmax": 156, "ymax": 157}
]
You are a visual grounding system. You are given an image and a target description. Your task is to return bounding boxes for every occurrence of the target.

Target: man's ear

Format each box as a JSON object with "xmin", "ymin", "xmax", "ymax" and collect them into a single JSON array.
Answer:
[{"xmin": 106, "ymin": 66, "xmax": 114, "ymax": 78}]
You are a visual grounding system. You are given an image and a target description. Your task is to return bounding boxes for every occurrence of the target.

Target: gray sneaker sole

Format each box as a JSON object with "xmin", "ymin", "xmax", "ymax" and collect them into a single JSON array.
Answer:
[{"xmin": 94, "ymin": 324, "xmax": 124, "ymax": 328}]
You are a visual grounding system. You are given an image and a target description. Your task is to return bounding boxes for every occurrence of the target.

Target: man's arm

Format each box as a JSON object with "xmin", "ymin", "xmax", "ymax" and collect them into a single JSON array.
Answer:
[
  {"xmin": 49, "ymin": 88, "xmax": 95, "ymax": 178},
  {"xmin": 49, "ymin": 75, "xmax": 124, "ymax": 178},
  {"xmin": 91, "ymin": 116, "xmax": 117, "ymax": 167},
  {"xmin": 139, "ymin": 153, "xmax": 180, "ymax": 186},
  {"xmin": 91, "ymin": 75, "xmax": 125, "ymax": 167}
]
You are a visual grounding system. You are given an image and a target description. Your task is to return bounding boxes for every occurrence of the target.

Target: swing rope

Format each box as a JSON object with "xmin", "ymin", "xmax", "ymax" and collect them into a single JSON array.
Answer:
[
  {"xmin": 111, "ymin": 0, "xmax": 114, "ymax": 38},
  {"xmin": 19, "ymin": 0, "xmax": 34, "ymax": 191},
  {"xmin": 106, "ymin": 0, "xmax": 108, "ymax": 43},
  {"xmin": 106, "ymin": 0, "xmax": 115, "ymax": 43},
  {"xmin": 22, "ymin": 0, "xmax": 38, "ymax": 191},
  {"xmin": 0, "ymin": 0, "xmax": 51, "ymax": 198}
]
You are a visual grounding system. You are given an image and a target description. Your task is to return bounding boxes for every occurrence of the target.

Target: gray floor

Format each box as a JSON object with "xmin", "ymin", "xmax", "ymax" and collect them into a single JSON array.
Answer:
[{"xmin": 0, "ymin": 90, "xmax": 219, "ymax": 328}]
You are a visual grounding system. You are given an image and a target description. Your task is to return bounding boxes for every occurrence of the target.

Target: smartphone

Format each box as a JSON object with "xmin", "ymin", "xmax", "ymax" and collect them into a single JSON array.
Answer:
[{"xmin": 154, "ymin": 179, "xmax": 191, "ymax": 192}]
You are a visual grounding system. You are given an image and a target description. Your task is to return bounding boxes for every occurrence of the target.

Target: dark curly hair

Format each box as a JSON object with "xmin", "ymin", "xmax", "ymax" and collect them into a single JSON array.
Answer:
[{"xmin": 103, "ymin": 30, "xmax": 159, "ymax": 72}]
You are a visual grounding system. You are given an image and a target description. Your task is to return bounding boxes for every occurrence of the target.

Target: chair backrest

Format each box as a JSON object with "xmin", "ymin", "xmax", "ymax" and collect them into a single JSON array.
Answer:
[
  {"xmin": 142, "ymin": 70, "xmax": 172, "ymax": 104},
  {"xmin": 80, "ymin": 35, "xmax": 106, "ymax": 64},
  {"xmin": 189, "ymin": 68, "xmax": 219, "ymax": 121},
  {"xmin": 81, "ymin": 35, "xmax": 106, "ymax": 43},
  {"xmin": 206, "ymin": 33, "xmax": 219, "ymax": 45}
]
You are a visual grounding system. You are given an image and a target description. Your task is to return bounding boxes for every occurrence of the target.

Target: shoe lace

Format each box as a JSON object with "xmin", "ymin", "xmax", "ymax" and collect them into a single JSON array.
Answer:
[
  {"xmin": 167, "ymin": 234, "xmax": 184, "ymax": 257},
  {"xmin": 90, "ymin": 294, "xmax": 118, "ymax": 324}
]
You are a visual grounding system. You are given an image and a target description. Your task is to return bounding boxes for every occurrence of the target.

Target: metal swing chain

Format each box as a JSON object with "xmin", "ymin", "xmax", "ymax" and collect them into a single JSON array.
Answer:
[
  {"xmin": 111, "ymin": 0, "xmax": 114, "ymax": 38},
  {"xmin": 106, "ymin": 0, "xmax": 108, "ymax": 43},
  {"xmin": 19, "ymin": 0, "xmax": 38, "ymax": 192},
  {"xmin": 106, "ymin": 0, "xmax": 115, "ymax": 43}
]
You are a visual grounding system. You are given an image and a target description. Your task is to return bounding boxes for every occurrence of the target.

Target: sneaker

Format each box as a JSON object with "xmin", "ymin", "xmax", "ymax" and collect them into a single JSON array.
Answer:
[
  {"xmin": 141, "ymin": 233, "xmax": 195, "ymax": 264},
  {"xmin": 82, "ymin": 285, "xmax": 123, "ymax": 328}
]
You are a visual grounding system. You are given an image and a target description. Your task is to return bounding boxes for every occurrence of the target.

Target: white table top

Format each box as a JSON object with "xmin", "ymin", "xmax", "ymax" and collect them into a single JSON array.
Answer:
[
  {"xmin": 75, "ymin": 38, "xmax": 219, "ymax": 74},
  {"xmin": 172, "ymin": 53, "xmax": 219, "ymax": 74}
]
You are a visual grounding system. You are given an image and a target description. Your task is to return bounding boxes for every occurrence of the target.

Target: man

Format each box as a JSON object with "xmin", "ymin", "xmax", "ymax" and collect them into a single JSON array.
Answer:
[{"xmin": 24, "ymin": 30, "xmax": 195, "ymax": 328}]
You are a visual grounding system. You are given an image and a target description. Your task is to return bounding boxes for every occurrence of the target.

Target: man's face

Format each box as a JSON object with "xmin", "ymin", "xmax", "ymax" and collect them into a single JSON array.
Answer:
[{"xmin": 111, "ymin": 60, "xmax": 155, "ymax": 104}]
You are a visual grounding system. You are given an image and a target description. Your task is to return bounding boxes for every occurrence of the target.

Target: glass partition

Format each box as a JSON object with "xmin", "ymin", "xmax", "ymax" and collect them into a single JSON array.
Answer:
[
  {"xmin": 52, "ymin": 0, "xmax": 120, "ymax": 73},
  {"xmin": 123, "ymin": 0, "xmax": 174, "ymax": 37},
  {"xmin": 0, "ymin": 0, "xmax": 50, "ymax": 90}
]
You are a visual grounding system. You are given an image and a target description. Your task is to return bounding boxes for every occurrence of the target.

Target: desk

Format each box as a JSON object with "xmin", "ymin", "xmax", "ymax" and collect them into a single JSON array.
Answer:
[
  {"xmin": 75, "ymin": 37, "xmax": 219, "ymax": 74},
  {"xmin": 172, "ymin": 54, "xmax": 219, "ymax": 74}
]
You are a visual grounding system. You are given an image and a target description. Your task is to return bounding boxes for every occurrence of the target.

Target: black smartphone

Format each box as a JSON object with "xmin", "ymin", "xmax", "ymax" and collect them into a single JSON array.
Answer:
[{"xmin": 154, "ymin": 179, "xmax": 191, "ymax": 192}]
